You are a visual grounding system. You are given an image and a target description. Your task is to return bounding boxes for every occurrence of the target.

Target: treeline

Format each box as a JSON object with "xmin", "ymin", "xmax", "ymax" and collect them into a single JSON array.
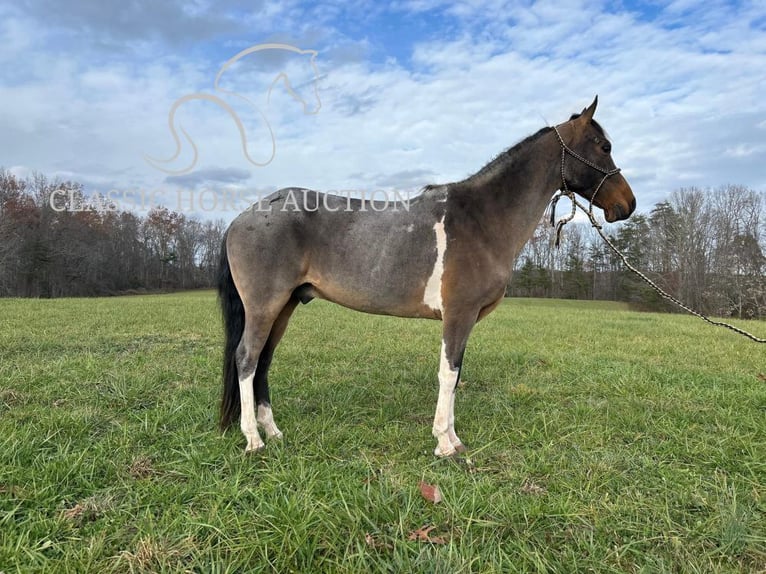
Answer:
[
  {"xmin": 0, "ymin": 171, "xmax": 225, "ymax": 297},
  {"xmin": 509, "ymin": 185, "xmax": 766, "ymax": 319},
  {"xmin": 2, "ymin": 171, "xmax": 764, "ymax": 319}
]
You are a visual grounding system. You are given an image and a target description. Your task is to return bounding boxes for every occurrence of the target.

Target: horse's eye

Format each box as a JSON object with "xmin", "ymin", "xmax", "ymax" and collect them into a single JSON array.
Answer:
[{"xmin": 602, "ymin": 141, "xmax": 612, "ymax": 153}]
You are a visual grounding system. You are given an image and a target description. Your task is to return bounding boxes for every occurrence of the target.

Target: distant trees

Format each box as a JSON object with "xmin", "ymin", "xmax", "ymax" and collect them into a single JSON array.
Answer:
[
  {"xmin": 2, "ymin": 170, "xmax": 764, "ymax": 319},
  {"xmin": 509, "ymin": 185, "xmax": 766, "ymax": 319},
  {"xmin": 0, "ymin": 170, "xmax": 225, "ymax": 297}
]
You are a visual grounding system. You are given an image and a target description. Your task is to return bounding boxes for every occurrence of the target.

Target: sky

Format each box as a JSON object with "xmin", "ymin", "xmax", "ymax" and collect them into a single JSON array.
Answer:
[{"xmin": 1, "ymin": 0, "xmax": 765, "ymax": 222}]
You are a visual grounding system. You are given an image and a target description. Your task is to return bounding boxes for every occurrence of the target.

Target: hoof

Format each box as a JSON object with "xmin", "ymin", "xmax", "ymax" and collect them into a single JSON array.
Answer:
[
  {"xmin": 433, "ymin": 441, "xmax": 468, "ymax": 458},
  {"xmin": 434, "ymin": 446, "xmax": 457, "ymax": 458}
]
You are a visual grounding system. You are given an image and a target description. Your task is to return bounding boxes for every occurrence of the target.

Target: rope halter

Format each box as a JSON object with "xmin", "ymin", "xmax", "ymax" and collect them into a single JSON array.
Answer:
[{"xmin": 550, "ymin": 124, "xmax": 622, "ymax": 246}]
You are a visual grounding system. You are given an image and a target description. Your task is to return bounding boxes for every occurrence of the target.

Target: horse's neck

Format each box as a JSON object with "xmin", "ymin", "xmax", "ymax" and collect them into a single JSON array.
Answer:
[{"xmin": 451, "ymin": 131, "xmax": 561, "ymax": 254}]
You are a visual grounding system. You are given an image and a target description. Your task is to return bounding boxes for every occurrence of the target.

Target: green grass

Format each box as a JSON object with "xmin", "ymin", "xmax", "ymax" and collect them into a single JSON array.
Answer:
[{"xmin": 1, "ymin": 292, "xmax": 764, "ymax": 573}]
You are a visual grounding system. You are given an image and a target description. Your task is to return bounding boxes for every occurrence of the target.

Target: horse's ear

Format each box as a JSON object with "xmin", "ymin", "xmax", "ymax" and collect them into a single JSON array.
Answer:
[{"xmin": 580, "ymin": 95, "xmax": 598, "ymax": 122}]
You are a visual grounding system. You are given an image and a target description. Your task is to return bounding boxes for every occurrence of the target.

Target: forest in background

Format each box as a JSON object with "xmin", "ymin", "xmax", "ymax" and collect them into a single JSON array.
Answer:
[
  {"xmin": 1, "ymin": 170, "xmax": 764, "ymax": 319},
  {"xmin": 509, "ymin": 185, "xmax": 765, "ymax": 319},
  {"xmin": 0, "ymin": 171, "xmax": 225, "ymax": 297}
]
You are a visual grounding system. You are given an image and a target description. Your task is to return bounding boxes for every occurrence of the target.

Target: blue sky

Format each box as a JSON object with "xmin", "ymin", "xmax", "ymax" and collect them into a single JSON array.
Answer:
[{"xmin": 1, "ymin": 0, "xmax": 764, "ymax": 221}]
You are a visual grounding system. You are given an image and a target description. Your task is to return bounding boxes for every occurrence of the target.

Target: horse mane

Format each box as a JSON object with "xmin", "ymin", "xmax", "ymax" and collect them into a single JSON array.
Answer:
[
  {"xmin": 422, "ymin": 126, "xmax": 553, "ymax": 193},
  {"xmin": 464, "ymin": 126, "xmax": 556, "ymax": 187},
  {"xmin": 421, "ymin": 112, "xmax": 605, "ymax": 193}
]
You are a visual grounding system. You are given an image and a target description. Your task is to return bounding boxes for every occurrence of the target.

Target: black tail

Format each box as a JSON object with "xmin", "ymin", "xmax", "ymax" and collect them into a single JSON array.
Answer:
[{"xmin": 218, "ymin": 231, "xmax": 244, "ymax": 430}]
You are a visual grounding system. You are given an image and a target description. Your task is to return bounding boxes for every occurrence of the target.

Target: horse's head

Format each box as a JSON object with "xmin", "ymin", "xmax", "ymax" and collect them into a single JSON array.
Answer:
[{"xmin": 556, "ymin": 97, "xmax": 636, "ymax": 222}]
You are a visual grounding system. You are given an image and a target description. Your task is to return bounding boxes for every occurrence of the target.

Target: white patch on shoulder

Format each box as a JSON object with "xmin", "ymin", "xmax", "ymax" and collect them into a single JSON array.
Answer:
[
  {"xmin": 423, "ymin": 215, "xmax": 447, "ymax": 312},
  {"xmin": 406, "ymin": 224, "xmax": 414, "ymax": 233}
]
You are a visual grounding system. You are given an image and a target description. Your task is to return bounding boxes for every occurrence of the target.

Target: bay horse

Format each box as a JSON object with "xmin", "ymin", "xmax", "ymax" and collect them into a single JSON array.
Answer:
[{"xmin": 218, "ymin": 97, "xmax": 636, "ymax": 456}]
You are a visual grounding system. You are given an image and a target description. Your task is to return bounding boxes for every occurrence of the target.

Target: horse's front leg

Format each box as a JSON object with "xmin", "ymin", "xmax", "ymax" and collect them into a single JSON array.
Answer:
[{"xmin": 432, "ymin": 314, "xmax": 475, "ymax": 457}]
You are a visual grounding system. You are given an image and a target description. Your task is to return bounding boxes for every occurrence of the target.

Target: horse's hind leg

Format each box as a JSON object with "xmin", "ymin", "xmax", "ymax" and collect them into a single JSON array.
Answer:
[
  {"xmin": 237, "ymin": 299, "xmax": 290, "ymax": 452},
  {"xmin": 254, "ymin": 297, "xmax": 299, "ymax": 439}
]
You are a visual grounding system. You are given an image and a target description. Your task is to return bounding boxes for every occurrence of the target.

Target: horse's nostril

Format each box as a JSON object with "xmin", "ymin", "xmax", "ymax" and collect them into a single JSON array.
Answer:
[{"xmin": 629, "ymin": 197, "xmax": 636, "ymax": 213}]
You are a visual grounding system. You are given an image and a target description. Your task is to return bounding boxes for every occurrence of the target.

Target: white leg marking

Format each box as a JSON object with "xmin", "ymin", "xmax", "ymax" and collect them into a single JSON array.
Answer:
[
  {"xmin": 447, "ymin": 386, "xmax": 464, "ymax": 451},
  {"xmin": 432, "ymin": 340, "xmax": 462, "ymax": 456},
  {"xmin": 239, "ymin": 373, "xmax": 264, "ymax": 452},
  {"xmin": 257, "ymin": 403, "xmax": 283, "ymax": 439},
  {"xmin": 423, "ymin": 215, "xmax": 447, "ymax": 313}
]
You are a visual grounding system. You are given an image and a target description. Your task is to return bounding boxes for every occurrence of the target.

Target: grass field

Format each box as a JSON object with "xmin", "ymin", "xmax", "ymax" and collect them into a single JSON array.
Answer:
[{"xmin": 1, "ymin": 292, "xmax": 764, "ymax": 573}]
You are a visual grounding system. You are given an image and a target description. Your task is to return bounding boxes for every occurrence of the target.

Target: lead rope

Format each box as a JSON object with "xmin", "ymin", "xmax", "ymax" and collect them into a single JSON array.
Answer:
[{"xmin": 550, "ymin": 127, "xmax": 766, "ymax": 344}]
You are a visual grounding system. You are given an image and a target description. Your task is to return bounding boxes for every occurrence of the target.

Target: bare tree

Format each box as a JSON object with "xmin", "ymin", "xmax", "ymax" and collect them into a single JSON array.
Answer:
[
  {"xmin": 0, "ymin": 170, "xmax": 762, "ymax": 316},
  {"xmin": 0, "ymin": 170, "xmax": 224, "ymax": 297}
]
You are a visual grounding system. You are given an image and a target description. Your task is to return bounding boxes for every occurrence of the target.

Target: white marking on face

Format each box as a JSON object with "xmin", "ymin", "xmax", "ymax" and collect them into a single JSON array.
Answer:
[
  {"xmin": 432, "ymin": 340, "xmax": 462, "ymax": 456},
  {"xmin": 423, "ymin": 215, "xmax": 447, "ymax": 313},
  {"xmin": 239, "ymin": 373, "xmax": 264, "ymax": 452},
  {"xmin": 257, "ymin": 403, "xmax": 283, "ymax": 439}
]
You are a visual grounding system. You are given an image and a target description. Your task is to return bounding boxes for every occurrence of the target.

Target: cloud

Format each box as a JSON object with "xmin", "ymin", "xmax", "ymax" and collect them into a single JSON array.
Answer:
[
  {"xmin": 164, "ymin": 167, "xmax": 252, "ymax": 188},
  {"xmin": 367, "ymin": 168, "xmax": 437, "ymax": 189},
  {"xmin": 1, "ymin": 0, "xmax": 765, "ymax": 224},
  {"xmin": 10, "ymin": 0, "xmax": 255, "ymax": 48},
  {"xmin": 334, "ymin": 90, "xmax": 379, "ymax": 116}
]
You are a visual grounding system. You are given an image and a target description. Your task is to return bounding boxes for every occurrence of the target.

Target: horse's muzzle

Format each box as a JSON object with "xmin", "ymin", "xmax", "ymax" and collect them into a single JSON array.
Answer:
[{"xmin": 605, "ymin": 196, "xmax": 636, "ymax": 222}]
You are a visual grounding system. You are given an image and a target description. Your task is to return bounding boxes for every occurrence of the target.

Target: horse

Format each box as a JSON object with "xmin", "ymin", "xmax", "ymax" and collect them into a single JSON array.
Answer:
[
  {"xmin": 217, "ymin": 97, "xmax": 636, "ymax": 456},
  {"xmin": 145, "ymin": 43, "xmax": 321, "ymax": 175}
]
